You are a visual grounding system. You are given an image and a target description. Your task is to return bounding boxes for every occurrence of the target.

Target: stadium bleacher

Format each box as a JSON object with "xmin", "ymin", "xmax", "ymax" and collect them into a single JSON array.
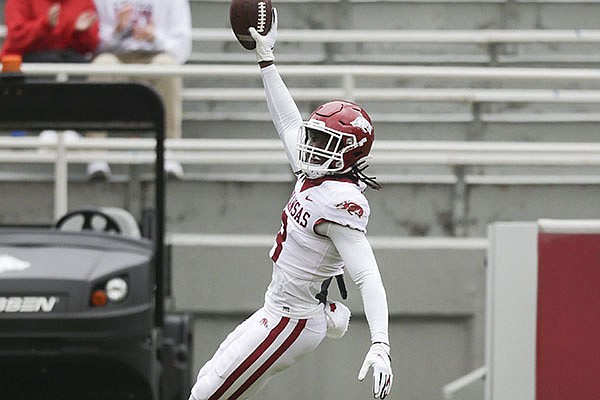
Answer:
[{"xmin": 2, "ymin": 1, "xmax": 600, "ymax": 399}]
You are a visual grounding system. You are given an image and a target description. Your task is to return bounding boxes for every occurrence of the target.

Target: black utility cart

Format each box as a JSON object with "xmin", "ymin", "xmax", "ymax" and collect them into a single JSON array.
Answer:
[{"xmin": 0, "ymin": 69, "xmax": 192, "ymax": 400}]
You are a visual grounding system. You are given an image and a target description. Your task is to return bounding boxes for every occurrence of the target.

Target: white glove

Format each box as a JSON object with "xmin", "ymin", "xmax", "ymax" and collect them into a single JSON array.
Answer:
[
  {"xmin": 358, "ymin": 342, "xmax": 393, "ymax": 399},
  {"xmin": 248, "ymin": 8, "xmax": 278, "ymax": 63}
]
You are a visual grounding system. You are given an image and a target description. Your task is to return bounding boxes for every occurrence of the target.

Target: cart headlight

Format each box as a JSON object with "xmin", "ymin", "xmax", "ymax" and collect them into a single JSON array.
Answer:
[{"xmin": 106, "ymin": 277, "xmax": 128, "ymax": 302}]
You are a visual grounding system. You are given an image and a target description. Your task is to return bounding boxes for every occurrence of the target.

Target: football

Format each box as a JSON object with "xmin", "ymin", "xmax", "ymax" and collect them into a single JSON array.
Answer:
[{"xmin": 229, "ymin": 0, "xmax": 273, "ymax": 50}]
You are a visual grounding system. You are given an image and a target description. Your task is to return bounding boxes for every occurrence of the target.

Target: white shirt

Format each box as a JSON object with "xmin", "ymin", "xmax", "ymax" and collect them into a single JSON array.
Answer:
[
  {"xmin": 261, "ymin": 65, "xmax": 390, "ymax": 344},
  {"xmin": 93, "ymin": 0, "xmax": 192, "ymax": 64}
]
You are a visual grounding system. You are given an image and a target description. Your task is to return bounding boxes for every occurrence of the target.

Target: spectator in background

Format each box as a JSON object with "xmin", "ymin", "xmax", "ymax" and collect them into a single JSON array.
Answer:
[
  {"xmin": 1, "ymin": 0, "xmax": 99, "ymax": 62},
  {"xmin": 89, "ymin": 0, "xmax": 192, "ymax": 179},
  {"xmin": 1, "ymin": 0, "xmax": 100, "ymax": 179}
]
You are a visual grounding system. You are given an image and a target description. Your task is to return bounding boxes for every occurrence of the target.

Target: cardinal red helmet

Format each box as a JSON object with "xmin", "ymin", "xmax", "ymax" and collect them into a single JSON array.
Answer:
[{"xmin": 297, "ymin": 100, "xmax": 374, "ymax": 179}]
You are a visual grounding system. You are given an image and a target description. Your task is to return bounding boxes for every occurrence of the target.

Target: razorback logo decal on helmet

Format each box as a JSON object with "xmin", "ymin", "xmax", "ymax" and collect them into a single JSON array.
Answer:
[
  {"xmin": 350, "ymin": 116, "xmax": 373, "ymax": 135},
  {"xmin": 336, "ymin": 201, "xmax": 364, "ymax": 218}
]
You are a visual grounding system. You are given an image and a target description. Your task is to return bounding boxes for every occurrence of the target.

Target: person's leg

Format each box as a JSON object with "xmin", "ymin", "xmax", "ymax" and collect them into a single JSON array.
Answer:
[
  {"xmin": 232, "ymin": 312, "xmax": 326, "ymax": 400},
  {"xmin": 150, "ymin": 53, "xmax": 184, "ymax": 177},
  {"xmin": 189, "ymin": 308, "xmax": 326, "ymax": 400},
  {"xmin": 84, "ymin": 53, "xmax": 124, "ymax": 180},
  {"xmin": 149, "ymin": 53, "xmax": 182, "ymax": 140},
  {"xmin": 121, "ymin": 52, "xmax": 184, "ymax": 178},
  {"xmin": 23, "ymin": 50, "xmax": 89, "ymax": 63},
  {"xmin": 91, "ymin": 53, "xmax": 122, "ymax": 79}
]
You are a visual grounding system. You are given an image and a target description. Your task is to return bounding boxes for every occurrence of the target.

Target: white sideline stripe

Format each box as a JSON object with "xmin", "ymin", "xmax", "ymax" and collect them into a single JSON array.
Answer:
[{"xmin": 167, "ymin": 233, "xmax": 489, "ymax": 250}]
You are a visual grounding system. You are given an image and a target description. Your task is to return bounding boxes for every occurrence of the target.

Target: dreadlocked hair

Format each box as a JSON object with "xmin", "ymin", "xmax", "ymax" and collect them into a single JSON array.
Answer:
[{"xmin": 351, "ymin": 164, "xmax": 382, "ymax": 190}]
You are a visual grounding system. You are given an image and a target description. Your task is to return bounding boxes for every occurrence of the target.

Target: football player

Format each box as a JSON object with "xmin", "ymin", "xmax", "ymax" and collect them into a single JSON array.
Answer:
[{"xmin": 189, "ymin": 9, "xmax": 392, "ymax": 400}]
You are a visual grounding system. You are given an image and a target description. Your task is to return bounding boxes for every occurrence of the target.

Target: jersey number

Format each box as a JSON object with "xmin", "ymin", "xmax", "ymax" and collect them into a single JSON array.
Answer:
[{"xmin": 271, "ymin": 211, "xmax": 288, "ymax": 262}]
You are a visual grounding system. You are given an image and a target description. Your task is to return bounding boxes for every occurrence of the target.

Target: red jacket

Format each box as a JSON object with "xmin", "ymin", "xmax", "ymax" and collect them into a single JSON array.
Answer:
[{"xmin": 1, "ymin": 0, "xmax": 99, "ymax": 58}]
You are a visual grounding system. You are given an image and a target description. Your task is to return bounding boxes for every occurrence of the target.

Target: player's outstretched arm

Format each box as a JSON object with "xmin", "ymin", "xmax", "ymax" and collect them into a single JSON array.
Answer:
[
  {"xmin": 249, "ymin": 9, "xmax": 303, "ymax": 173},
  {"xmin": 318, "ymin": 222, "xmax": 393, "ymax": 398}
]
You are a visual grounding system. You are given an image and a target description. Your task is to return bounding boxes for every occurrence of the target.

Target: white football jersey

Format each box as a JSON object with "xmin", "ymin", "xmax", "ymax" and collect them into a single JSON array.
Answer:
[
  {"xmin": 265, "ymin": 176, "xmax": 370, "ymax": 318},
  {"xmin": 190, "ymin": 64, "xmax": 391, "ymax": 400}
]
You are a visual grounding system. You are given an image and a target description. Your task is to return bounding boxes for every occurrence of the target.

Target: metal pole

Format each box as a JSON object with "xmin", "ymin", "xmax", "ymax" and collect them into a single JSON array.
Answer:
[
  {"xmin": 342, "ymin": 74, "xmax": 356, "ymax": 102},
  {"xmin": 54, "ymin": 131, "xmax": 68, "ymax": 220},
  {"xmin": 442, "ymin": 366, "xmax": 488, "ymax": 399},
  {"xmin": 154, "ymin": 103, "xmax": 166, "ymax": 328}
]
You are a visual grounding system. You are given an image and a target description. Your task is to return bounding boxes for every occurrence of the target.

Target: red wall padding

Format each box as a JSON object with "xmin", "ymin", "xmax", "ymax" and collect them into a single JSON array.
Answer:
[{"xmin": 537, "ymin": 233, "xmax": 600, "ymax": 400}]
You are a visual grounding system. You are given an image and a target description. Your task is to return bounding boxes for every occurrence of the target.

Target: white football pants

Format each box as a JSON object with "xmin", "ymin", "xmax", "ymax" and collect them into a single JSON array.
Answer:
[{"xmin": 189, "ymin": 307, "xmax": 326, "ymax": 400}]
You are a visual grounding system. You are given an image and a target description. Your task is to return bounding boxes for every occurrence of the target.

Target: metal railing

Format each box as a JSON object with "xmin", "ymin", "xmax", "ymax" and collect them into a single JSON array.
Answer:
[
  {"xmin": 12, "ymin": 63, "xmax": 600, "ymax": 107},
  {"xmin": 10, "ymin": 62, "xmax": 600, "ymax": 126},
  {"xmin": 3, "ymin": 63, "xmax": 600, "ymax": 233},
  {"xmin": 4, "ymin": 25, "xmax": 600, "ymax": 45},
  {"xmin": 167, "ymin": 232, "xmax": 489, "ymax": 250},
  {"xmin": 189, "ymin": 28, "xmax": 600, "ymax": 44},
  {"xmin": 3, "ymin": 136, "xmax": 600, "ymax": 219},
  {"xmin": 5, "ymin": 25, "xmax": 600, "ymax": 64},
  {"xmin": 442, "ymin": 366, "xmax": 488, "ymax": 400},
  {"xmin": 15, "ymin": 62, "xmax": 600, "ymax": 80}
]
